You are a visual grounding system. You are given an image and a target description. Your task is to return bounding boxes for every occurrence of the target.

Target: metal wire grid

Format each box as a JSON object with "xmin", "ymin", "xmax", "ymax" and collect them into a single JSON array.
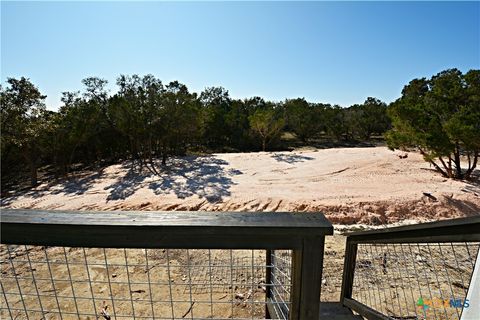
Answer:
[
  {"xmin": 0, "ymin": 245, "xmax": 291, "ymax": 320},
  {"xmin": 351, "ymin": 242, "xmax": 479, "ymax": 320},
  {"xmin": 268, "ymin": 250, "xmax": 292, "ymax": 320},
  {"xmin": 320, "ymin": 242, "xmax": 343, "ymax": 302}
]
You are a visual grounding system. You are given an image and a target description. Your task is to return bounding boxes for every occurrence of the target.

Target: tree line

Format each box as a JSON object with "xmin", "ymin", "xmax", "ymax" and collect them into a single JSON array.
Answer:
[
  {"xmin": 1, "ymin": 68, "xmax": 478, "ymax": 189},
  {"xmin": 0, "ymin": 75, "xmax": 390, "ymax": 188}
]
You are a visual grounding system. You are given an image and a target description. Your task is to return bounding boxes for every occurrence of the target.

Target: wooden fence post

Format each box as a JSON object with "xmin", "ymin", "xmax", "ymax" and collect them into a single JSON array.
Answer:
[
  {"xmin": 290, "ymin": 236, "xmax": 325, "ymax": 320},
  {"xmin": 265, "ymin": 249, "xmax": 272, "ymax": 318},
  {"xmin": 340, "ymin": 240, "xmax": 357, "ymax": 304}
]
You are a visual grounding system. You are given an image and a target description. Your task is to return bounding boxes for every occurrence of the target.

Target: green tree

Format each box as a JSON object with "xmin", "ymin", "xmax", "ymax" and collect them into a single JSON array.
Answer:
[
  {"xmin": 386, "ymin": 69, "xmax": 479, "ymax": 179},
  {"xmin": 57, "ymin": 90, "xmax": 100, "ymax": 172},
  {"xmin": 224, "ymin": 99, "xmax": 252, "ymax": 150},
  {"xmin": 224, "ymin": 97, "xmax": 268, "ymax": 151},
  {"xmin": 200, "ymin": 86, "xmax": 231, "ymax": 149},
  {"xmin": 159, "ymin": 81, "xmax": 202, "ymax": 164},
  {"xmin": 111, "ymin": 74, "xmax": 164, "ymax": 170},
  {"xmin": 58, "ymin": 77, "xmax": 118, "ymax": 172},
  {"xmin": 348, "ymin": 98, "xmax": 390, "ymax": 140},
  {"xmin": 1, "ymin": 77, "xmax": 48, "ymax": 186},
  {"xmin": 284, "ymin": 98, "xmax": 323, "ymax": 142},
  {"xmin": 324, "ymin": 105, "xmax": 348, "ymax": 140},
  {"xmin": 249, "ymin": 105, "xmax": 285, "ymax": 151}
]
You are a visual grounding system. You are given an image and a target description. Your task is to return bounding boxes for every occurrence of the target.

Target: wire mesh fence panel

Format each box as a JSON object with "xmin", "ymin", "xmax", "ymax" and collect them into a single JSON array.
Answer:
[
  {"xmin": 320, "ymin": 236, "xmax": 344, "ymax": 302},
  {"xmin": 351, "ymin": 242, "xmax": 479, "ymax": 320},
  {"xmin": 0, "ymin": 245, "xmax": 292, "ymax": 320},
  {"xmin": 268, "ymin": 250, "xmax": 292, "ymax": 320}
]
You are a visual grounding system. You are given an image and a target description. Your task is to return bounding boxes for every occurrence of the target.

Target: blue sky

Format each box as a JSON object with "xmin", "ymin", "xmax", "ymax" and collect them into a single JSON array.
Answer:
[{"xmin": 1, "ymin": 1, "xmax": 479, "ymax": 110}]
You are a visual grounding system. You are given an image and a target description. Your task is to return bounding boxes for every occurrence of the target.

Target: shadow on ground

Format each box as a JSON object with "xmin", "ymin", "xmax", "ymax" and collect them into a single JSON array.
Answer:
[
  {"xmin": 443, "ymin": 196, "xmax": 480, "ymax": 216},
  {"xmin": 104, "ymin": 156, "xmax": 242, "ymax": 203},
  {"xmin": 271, "ymin": 153, "xmax": 314, "ymax": 164},
  {"xmin": 2, "ymin": 156, "xmax": 242, "ymax": 206},
  {"xmin": 148, "ymin": 156, "xmax": 242, "ymax": 202},
  {"xmin": 0, "ymin": 169, "xmax": 106, "ymax": 207},
  {"xmin": 462, "ymin": 169, "xmax": 480, "ymax": 195},
  {"xmin": 51, "ymin": 170, "xmax": 106, "ymax": 196},
  {"xmin": 104, "ymin": 166, "xmax": 150, "ymax": 201}
]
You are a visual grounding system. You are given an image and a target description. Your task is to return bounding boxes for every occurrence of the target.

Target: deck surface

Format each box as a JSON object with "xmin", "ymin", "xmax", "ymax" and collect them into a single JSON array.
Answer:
[{"xmin": 319, "ymin": 302, "xmax": 363, "ymax": 319}]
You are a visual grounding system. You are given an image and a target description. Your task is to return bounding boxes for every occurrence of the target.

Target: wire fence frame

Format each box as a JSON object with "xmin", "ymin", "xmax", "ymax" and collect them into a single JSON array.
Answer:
[
  {"xmin": 0, "ymin": 209, "xmax": 334, "ymax": 320},
  {"xmin": 350, "ymin": 242, "xmax": 479, "ymax": 320},
  {"xmin": 0, "ymin": 246, "xmax": 292, "ymax": 320},
  {"xmin": 268, "ymin": 250, "xmax": 292, "ymax": 320}
]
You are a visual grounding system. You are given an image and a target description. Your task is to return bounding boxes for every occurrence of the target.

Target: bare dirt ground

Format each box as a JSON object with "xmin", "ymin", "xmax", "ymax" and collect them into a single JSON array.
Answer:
[
  {"xmin": 2, "ymin": 147, "xmax": 479, "ymax": 319},
  {"xmin": 2, "ymin": 147, "xmax": 479, "ymax": 225}
]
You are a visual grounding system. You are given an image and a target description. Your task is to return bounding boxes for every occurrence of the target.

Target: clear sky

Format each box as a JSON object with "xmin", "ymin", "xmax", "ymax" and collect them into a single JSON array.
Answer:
[{"xmin": 1, "ymin": 1, "xmax": 479, "ymax": 110}]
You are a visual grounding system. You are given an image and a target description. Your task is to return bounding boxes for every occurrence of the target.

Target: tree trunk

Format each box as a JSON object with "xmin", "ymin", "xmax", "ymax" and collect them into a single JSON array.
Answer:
[
  {"xmin": 262, "ymin": 138, "xmax": 266, "ymax": 152},
  {"xmin": 465, "ymin": 151, "xmax": 478, "ymax": 179},
  {"xmin": 418, "ymin": 147, "xmax": 448, "ymax": 178},
  {"xmin": 453, "ymin": 144, "xmax": 463, "ymax": 179},
  {"xmin": 30, "ymin": 161, "xmax": 38, "ymax": 187},
  {"xmin": 23, "ymin": 148, "xmax": 39, "ymax": 187},
  {"xmin": 67, "ymin": 143, "xmax": 80, "ymax": 175},
  {"xmin": 55, "ymin": 153, "xmax": 66, "ymax": 177},
  {"xmin": 162, "ymin": 145, "xmax": 167, "ymax": 166},
  {"xmin": 438, "ymin": 157, "xmax": 452, "ymax": 178},
  {"xmin": 162, "ymin": 153, "xmax": 167, "ymax": 166}
]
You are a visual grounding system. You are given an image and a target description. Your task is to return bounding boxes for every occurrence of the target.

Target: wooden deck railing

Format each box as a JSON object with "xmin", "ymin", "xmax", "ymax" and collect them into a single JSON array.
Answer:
[
  {"xmin": 0, "ymin": 209, "xmax": 333, "ymax": 320},
  {"xmin": 340, "ymin": 216, "xmax": 480, "ymax": 320}
]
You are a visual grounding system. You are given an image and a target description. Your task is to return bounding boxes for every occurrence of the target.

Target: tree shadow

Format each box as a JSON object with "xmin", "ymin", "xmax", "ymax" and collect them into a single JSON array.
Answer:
[
  {"xmin": 2, "ymin": 157, "xmax": 242, "ymax": 205},
  {"xmin": 0, "ymin": 193, "xmax": 24, "ymax": 207},
  {"xmin": 463, "ymin": 169, "xmax": 480, "ymax": 195},
  {"xmin": 271, "ymin": 153, "xmax": 314, "ymax": 164},
  {"xmin": 50, "ymin": 170, "xmax": 106, "ymax": 196},
  {"xmin": 418, "ymin": 168, "xmax": 480, "ymax": 195},
  {"xmin": 0, "ymin": 169, "xmax": 106, "ymax": 206},
  {"xmin": 442, "ymin": 196, "xmax": 480, "ymax": 216},
  {"xmin": 104, "ymin": 165, "xmax": 150, "ymax": 201},
  {"xmin": 148, "ymin": 156, "xmax": 242, "ymax": 203}
]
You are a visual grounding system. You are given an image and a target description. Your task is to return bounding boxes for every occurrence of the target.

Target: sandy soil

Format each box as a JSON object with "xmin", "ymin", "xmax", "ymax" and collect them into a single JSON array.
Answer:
[{"xmin": 2, "ymin": 147, "xmax": 479, "ymax": 224}]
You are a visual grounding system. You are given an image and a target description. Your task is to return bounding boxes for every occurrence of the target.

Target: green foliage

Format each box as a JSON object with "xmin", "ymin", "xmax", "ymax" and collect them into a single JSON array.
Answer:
[
  {"xmin": 223, "ymin": 99, "xmax": 254, "ymax": 150},
  {"xmin": 200, "ymin": 87, "xmax": 231, "ymax": 148},
  {"xmin": 248, "ymin": 105, "xmax": 285, "ymax": 151},
  {"xmin": 160, "ymin": 81, "xmax": 202, "ymax": 164},
  {"xmin": 387, "ymin": 68, "xmax": 480, "ymax": 179},
  {"xmin": 1, "ymin": 77, "xmax": 48, "ymax": 186},
  {"xmin": 324, "ymin": 105, "xmax": 348, "ymax": 140},
  {"xmin": 111, "ymin": 74, "xmax": 165, "ymax": 166},
  {"xmin": 1, "ymin": 74, "xmax": 394, "ymax": 189},
  {"xmin": 350, "ymin": 97, "xmax": 390, "ymax": 139},
  {"xmin": 284, "ymin": 98, "xmax": 324, "ymax": 142},
  {"xmin": 5, "ymin": 69, "xmax": 475, "ymax": 189}
]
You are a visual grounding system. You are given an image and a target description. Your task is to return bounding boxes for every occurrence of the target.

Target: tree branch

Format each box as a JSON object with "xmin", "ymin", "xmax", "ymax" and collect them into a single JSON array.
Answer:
[
  {"xmin": 438, "ymin": 156, "xmax": 452, "ymax": 178},
  {"xmin": 418, "ymin": 147, "xmax": 449, "ymax": 177},
  {"xmin": 465, "ymin": 151, "xmax": 478, "ymax": 179}
]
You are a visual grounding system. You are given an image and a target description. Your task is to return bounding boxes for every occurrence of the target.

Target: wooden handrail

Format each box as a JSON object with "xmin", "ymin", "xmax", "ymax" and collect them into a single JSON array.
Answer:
[
  {"xmin": 1, "ymin": 209, "xmax": 332, "ymax": 249},
  {"xmin": 344, "ymin": 215, "xmax": 480, "ymax": 244},
  {"xmin": 340, "ymin": 216, "xmax": 480, "ymax": 320},
  {"xmin": 1, "ymin": 209, "xmax": 333, "ymax": 320}
]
